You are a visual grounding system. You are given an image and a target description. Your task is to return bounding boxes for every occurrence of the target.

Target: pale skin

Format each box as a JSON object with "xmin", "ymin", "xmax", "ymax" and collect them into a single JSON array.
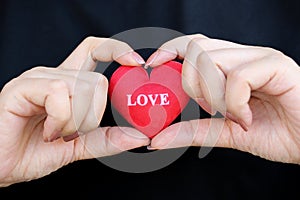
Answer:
[
  {"xmin": 147, "ymin": 34, "xmax": 300, "ymax": 165},
  {"xmin": 1, "ymin": 34, "xmax": 300, "ymax": 187},
  {"xmin": 0, "ymin": 37, "xmax": 150, "ymax": 187}
]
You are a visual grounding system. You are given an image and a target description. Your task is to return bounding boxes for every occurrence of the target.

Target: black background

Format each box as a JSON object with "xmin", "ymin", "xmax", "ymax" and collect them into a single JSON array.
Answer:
[{"xmin": 0, "ymin": 0, "xmax": 300, "ymax": 199}]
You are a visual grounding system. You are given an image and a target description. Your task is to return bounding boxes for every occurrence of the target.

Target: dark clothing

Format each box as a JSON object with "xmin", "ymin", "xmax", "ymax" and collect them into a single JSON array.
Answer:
[{"xmin": 0, "ymin": 0, "xmax": 300, "ymax": 199}]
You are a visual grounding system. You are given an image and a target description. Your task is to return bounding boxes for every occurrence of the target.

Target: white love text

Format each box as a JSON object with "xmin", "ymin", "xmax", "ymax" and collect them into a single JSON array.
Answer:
[{"xmin": 127, "ymin": 93, "xmax": 170, "ymax": 106}]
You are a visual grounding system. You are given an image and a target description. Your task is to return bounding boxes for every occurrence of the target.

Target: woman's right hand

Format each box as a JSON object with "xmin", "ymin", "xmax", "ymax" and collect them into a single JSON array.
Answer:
[{"xmin": 147, "ymin": 34, "xmax": 300, "ymax": 165}]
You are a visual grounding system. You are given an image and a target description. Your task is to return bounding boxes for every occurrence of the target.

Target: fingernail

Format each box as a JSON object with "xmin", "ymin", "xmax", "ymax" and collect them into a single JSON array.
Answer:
[
  {"xmin": 238, "ymin": 119, "xmax": 249, "ymax": 132},
  {"xmin": 195, "ymin": 98, "xmax": 217, "ymax": 115},
  {"xmin": 63, "ymin": 132, "xmax": 79, "ymax": 142},
  {"xmin": 225, "ymin": 112, "xmax": 239, "ymax": 124},
  {"xmin": 147, "ymin": 145, "xmax": 157, "ymax": 150},
  {"xmin": 132, "ymin": 52, "xmax": 145, "ymax": 65},
  {"xmin": 46, "ymin": 131, "xmax": 61, "ymax": 143},
  {"xmin": 82, "ymin": 51, "xmax": 97, "ymax": 70},
  {"xmin": 240, "ymin": 106, "xmax": 252, "ymax": 127},
  {"xmin": 145, "ymin": 51, "xmax": 159, "ymax": 67},
  {"xmin": 225, "ymin": 112, "xmax": 249, "ymax": 132}
]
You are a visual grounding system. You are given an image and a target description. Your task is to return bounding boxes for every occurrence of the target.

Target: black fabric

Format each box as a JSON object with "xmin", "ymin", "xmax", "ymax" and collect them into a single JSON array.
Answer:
[{"xmin": 0, "ymin": 0, "xmax": 300, "ymax": 199}]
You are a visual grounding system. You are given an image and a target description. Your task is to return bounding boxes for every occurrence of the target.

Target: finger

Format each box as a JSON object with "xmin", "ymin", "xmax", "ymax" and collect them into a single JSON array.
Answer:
[
  {"xmin": 19, "ymin": 67, "xmax": 100, "ymax": 85},
  {"xmin": 71, "ymin": 127, "xmax": 150, "ymax": 160},
  {"xmin": 23, "ymin": 73, "xmax": 97, "ymax": 137},
  {"xmin": 76, "ymin": 73, "xmax": 108, "ymax": 133},
  {"xmin": 149, "ymin": 39, "xmax": 276, "ymax": 117},
  {"xmin": 193, "ymin": 47, "xmax": 290, "ymax": 128},
  {"xmin": 4, "ymin": 78, "xmax": 72, "ymax": 142},
  {"xmin": 145, "ymin": 34, "xmax": 207, "ymax": 67},
  {"xmin": 184, "ymin": 39, "xmax": 227, "ymax": 115},
  {"xmin": 145, "ymin": 36, "xmax": 249, "ymax": 116},
  {"xmin": 18, "ymin": 67, "xmax": 109, "ymax": 137},
  {"xmin": 60, "ymin": 74, "xmax": 108, "ymax": 137},
  {"xmin": 225, "ymin": 54, "xmax": 293, "ymax": 128},
  {"xmin": 146, "ymin": 37, "xmax": 242, "ymax": 116},
  {"xmin": 202, "ymin": 47, "xmax": 276, "ymax": 74},
  {"xmin": 59, "ymin": 37, "xmax": 144, "ymax": 71},
  {"xmin": 150, "ymin": 119, "xmax": 239, "ymax": 150},
  {"xmin": 63, "ymin": 132, "xmax": 80, "ymax": 142},
  {"xmin": 194, "ymin": 98, "xmax": 217, "ymax": 116},
  {"xmin": 145, "ymin": 35, "xmax": 244, "ymax": 67},
  {"xmin": 92, "ymin": 38, "xmax": 144, "ymax": 65}
]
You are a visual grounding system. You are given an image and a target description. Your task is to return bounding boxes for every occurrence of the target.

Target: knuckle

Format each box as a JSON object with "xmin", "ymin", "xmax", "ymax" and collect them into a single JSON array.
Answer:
[
  {"xmin": 282, "ymin": 55, "xmax": 299, "ymax": 68},
  {"xmin": 260, "ymin": 47, "xmax": 292, "ymax": 63},
  {"xmin": 97, "ymin": 73, "xmax": 108, "ymax": 88},
  {"xmin": 31, "ymin": 66, "xmax": 49, "ymax": 72},
  {"xmin": 47, "ymin": 81, "xmax": 70, "ymax": 121},
  {"xmin": 86, "ymin": 72, "xmax": 108, "ymax": 85},
  {"xmin": 106, "ymin": 128, "xmax": 134, "ymax": 151},
  {"xmin": 55, "ymin": 112, "xmax": 70, "ymax": 125},
  {"xmin": 106, "ymin": 38, "xmax": 128, "ymax": 48},
  {"xmin": 82, "ymin": 36, "xmax": 98, "ymax": 44},
  {"xmin": 191, "ymin": 36, "xmax": 205, "ymax": 44},
  {"xmin": 114, "ymin": 39, "xmax": 128, "ymax": 47},
  {"xmin": 104, "ymin": 39, "xmax": 132, "ymax": 59},
  {"xmin": 81, "ymin": 36, "xmax": 106, "ymax": 50},
  {"xmin": 1, "ymin": 77, "xmax": 19, "ymax": 92},
  {"xmin": 117, "ymin": 42, "xmax": 132, "ymax": 54},
  {"xmin": 261, "ymin": 46, "xmax": 283, "ymax": 56},
  {"xmin": 79, "ymin": 123, "xmax": 98, "ymax": 134},
  {"xmin": 19, "ymin": 66, "xmax": 48, "ymax": 78},
  {"xmin": 48, "ymin": 79, "xmax": 68, "ymax": 92},
  {"xmin": 161, "ymin": 37, "xmax": 179, "ymax": 48},
  {"xmin": 192, "ymin": 33, "xmax": 208, "ymax": 39},
  {"xmin": 188, "ymin": 37, "xmax": 208, "ymax": 51},
  {"xmin": 265, "ymin": 49, "xmax": 297, "ymax": 67},
  {"xmin": 51, "ymin": 107, "xmax": 71, "ymax": 126},
  {"xmin": 161, "ymin": 35, "xmax": 187, "ymax": 49},
  {"xmin": 227, "ymin": 68, "xmax": 245, "ymax": 82}
]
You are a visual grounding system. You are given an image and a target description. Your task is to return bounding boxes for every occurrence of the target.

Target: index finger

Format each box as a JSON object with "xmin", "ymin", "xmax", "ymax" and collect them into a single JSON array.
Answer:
[
  {"xmin": 59, "ymin": 37, "xmax": 145, "ymax": 71},
  {"xmin": 145, "ymin": 34, "xmax": 246, "ymax": 67},
  {"xmin": 145, "ymin": 34, "xmax": 207, "ymax": 67}
]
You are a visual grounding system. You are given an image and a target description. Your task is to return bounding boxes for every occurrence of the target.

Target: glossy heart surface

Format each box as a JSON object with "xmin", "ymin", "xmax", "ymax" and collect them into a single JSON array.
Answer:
[{"xmin": 109, "ymin": 61, "xmax": 189, "ymax": 138}]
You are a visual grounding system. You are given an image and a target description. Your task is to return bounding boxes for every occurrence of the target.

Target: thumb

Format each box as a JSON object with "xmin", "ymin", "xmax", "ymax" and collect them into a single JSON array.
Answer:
[
  {"xmin": 72, "ymin": 127, "xmax": 150, "ymax": 160},
  {"xmin": 150, "ymin": 118, "xmax": 242, "ymax": 150}
]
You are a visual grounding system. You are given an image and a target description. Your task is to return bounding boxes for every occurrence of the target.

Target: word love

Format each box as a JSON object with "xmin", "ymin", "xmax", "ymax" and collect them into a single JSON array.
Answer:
[
  {"xmin": 127, "ymin": 93, "xmax": 170, "ymax": 106},
  {"xmin": 109, "ymin": 61, "xmax": 190, "ymax": 138}
]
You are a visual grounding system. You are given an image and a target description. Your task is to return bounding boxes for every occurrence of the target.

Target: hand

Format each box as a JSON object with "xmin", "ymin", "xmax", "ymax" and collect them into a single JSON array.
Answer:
[
  {"xmin": 147, "ymin": 34, "xmax": 300, "ymax": 164},
  {"xmin": 0, "ymin": 37, "xmax": 149, "ymax": 187}
]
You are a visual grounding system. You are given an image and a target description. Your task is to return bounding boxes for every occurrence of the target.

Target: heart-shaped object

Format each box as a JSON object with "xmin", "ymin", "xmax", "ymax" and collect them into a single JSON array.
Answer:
[{"xmin": 108, "ymin": 61, "xmax": 190, "ymax": 138}]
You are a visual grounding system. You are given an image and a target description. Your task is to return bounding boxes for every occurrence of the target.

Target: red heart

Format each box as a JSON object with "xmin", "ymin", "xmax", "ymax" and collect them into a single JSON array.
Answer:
[{"xmin": 108, "ymin": 61, "xmax": 190, "ymax": 138}]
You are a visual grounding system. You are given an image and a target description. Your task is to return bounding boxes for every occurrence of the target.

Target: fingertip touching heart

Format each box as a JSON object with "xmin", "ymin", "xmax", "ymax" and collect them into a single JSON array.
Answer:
[{"xmin": 108, "ymin": 61, "xmax": 189, "ymax": 138}]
